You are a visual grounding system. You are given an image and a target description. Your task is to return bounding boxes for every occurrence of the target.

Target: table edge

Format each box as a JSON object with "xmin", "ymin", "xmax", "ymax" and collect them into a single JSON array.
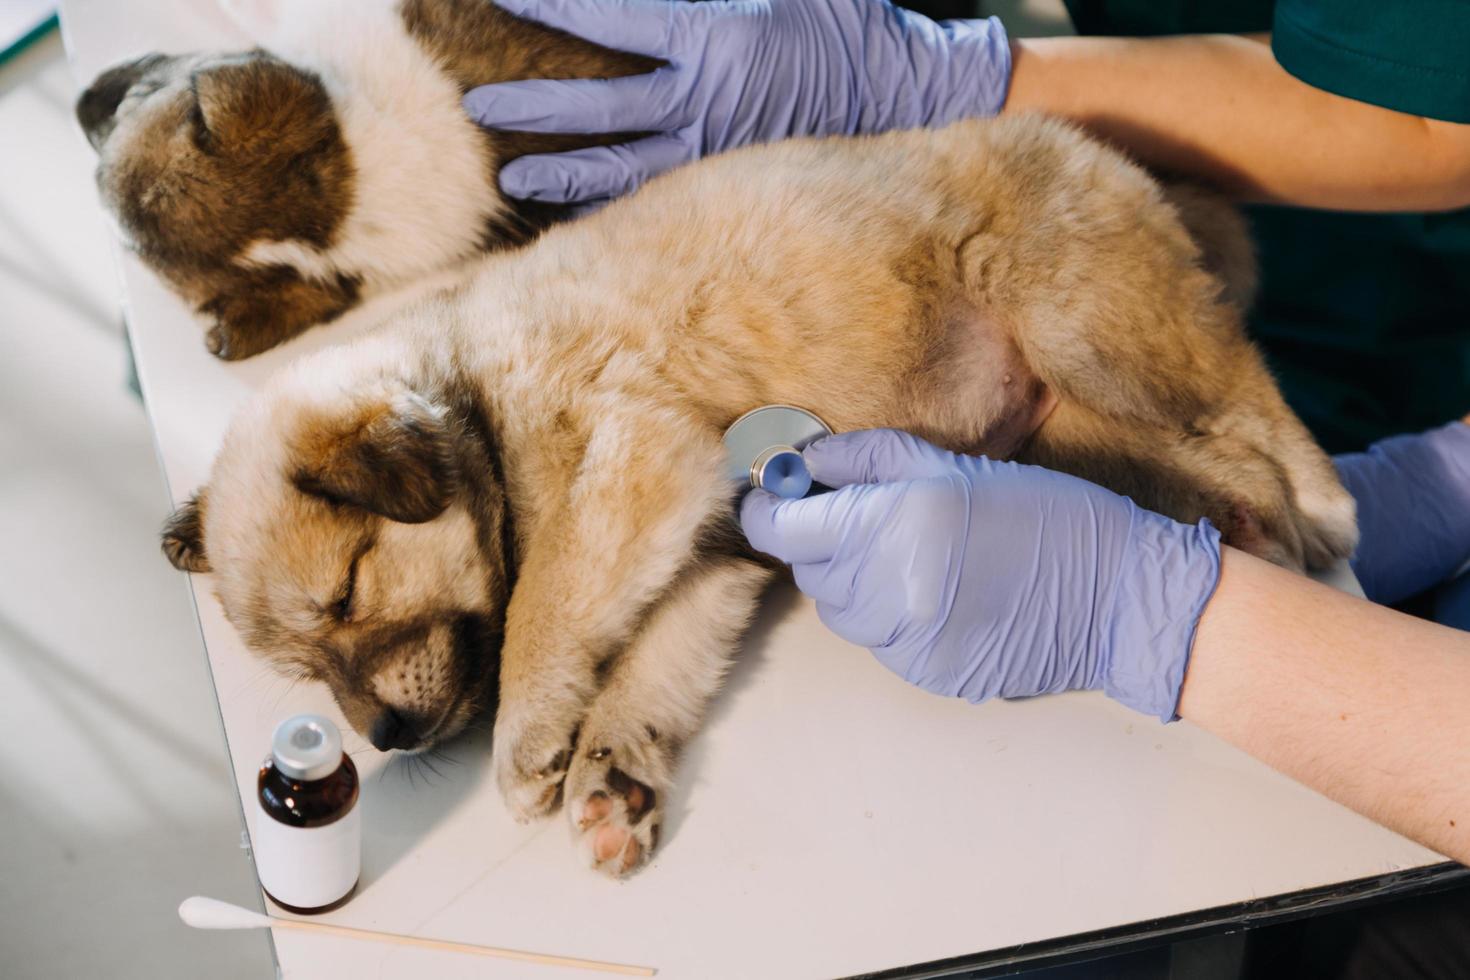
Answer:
[
  {"xmin": 121, "ymin": 312, "xmax": 284, "ymax": 977},
  {"xmin": 851, "ymin": 861, "xmax": 1469, "ymax": 980}
]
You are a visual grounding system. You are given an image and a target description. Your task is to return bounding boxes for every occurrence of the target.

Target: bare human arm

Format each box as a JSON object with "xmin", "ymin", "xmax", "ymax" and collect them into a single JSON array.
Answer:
[
  {"xmin": 1181, "ymin": 546, "xmax": 1470, "ymax": 863},
  {"xmin": 1005, "ymin": 34, "xmax": 1470, "ymax": 212}
]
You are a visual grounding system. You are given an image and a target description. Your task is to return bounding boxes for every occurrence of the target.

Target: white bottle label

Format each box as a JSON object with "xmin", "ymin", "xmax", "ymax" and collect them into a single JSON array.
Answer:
[{"xmin": 252, "ymin": 805, "xmax": 360, "ymax": 910}]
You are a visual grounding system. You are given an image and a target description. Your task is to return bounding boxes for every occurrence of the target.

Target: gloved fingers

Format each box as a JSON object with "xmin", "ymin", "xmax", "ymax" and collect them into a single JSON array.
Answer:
[
  {"xmin": 792, "ymin": 559, "xmax": 853, "ymax": 609},
  {"xmin": 803, "ymin": 428, "xmax": 965, "ymax": 488},
  {"xmin": 815, "ymin": 598, "xmax": 902, "ymax": 653},
  {"xmin": 491, "ymin": 0, "xmax": 682, "ymax": 59},
  {"xmin": 740, "ymin": 485, "xmax": 875, "ymax": 565},
  {"xmin": 462, "ymin": 72, "xmax": 683, "ymax": 135},
  {"xmin": 1333, "ymin": 420, "xmax": 1470, "ymax": 605},
  {"xmin": 496, "ymin": 133, "xmax": 692, "ymax": 202}
]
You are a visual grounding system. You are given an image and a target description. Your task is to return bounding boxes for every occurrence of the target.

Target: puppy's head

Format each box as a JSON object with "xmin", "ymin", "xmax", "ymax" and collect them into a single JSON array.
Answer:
[
  {"xmin": 164, "ymin": 358, "xmax": 512, "ymax": 753},
  {"xmin": 77, "ymin": 50, "xmax": 359, "ymax": 358},
  {"xmin": 77, "ymin": 0, "xmax": 662, "ymax": 359},
  {"xmin": 77, "ymin": 50, "xmax": 349, "ymax": 252}
]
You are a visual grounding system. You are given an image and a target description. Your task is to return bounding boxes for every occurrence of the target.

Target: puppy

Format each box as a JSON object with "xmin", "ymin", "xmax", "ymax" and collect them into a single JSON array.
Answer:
[
  {"xmin": 161, "ymin": 115, "xmax": 1358, "ymax": 877},
  {"xmin": 75, "ymin": 0, "xmax": 653, "ymax": 359}
]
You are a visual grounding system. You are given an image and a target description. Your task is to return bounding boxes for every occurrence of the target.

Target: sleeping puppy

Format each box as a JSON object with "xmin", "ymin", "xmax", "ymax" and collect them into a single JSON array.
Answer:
[
  {"xmin": 161, "ymin": 115, "xmax": 1358, "ymax": 876},
  {"xmin": 74, "ymin": 0, "xmax": 654, "ymax": 359}
]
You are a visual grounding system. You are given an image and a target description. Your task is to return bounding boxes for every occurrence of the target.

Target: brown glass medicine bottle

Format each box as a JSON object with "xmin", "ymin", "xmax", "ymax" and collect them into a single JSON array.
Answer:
[{"xmin": 254, "ymin": 714, "xmax": 361, "ymax": 914}]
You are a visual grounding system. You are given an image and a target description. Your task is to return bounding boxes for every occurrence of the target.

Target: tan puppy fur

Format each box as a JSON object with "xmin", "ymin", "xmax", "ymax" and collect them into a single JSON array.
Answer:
[{"xmin": 164, "ymin": 116, "xmax": 1358, "ymax": 877}]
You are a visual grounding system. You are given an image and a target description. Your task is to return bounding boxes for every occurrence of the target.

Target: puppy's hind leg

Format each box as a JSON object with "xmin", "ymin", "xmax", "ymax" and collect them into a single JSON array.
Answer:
[
  {"xmin": 1202, "ymin": 359, "xmax": 1359, "ymax": 569},
  {"xmin": 1018, "ymin": 401, "xmax": 1310, "ymax": 569},
  {"xmin": 958, "ymin": 199, "xmax": 1352, "ymax": 569},
  {"xmin": 563, "ymin": 556, "xmax": 772, "ymax": 878}
]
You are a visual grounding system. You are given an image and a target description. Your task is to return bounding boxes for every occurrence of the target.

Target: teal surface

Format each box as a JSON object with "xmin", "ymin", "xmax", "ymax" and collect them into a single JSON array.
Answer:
[{"xmin": 1, "ymin": 13, "xmax": 57, "ymax": 68}]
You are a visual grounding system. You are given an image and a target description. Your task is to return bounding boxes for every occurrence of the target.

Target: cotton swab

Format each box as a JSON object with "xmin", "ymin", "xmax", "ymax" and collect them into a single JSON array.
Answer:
[{"xmin": 179, "ymin": 896, "xmax": 656, "ymax": 976}]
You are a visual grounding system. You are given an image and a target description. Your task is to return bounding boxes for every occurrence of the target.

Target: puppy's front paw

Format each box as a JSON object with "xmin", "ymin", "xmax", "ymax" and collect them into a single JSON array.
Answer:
[
  {"xmin": 205, "ymin": 320, "xmax": 273, "ymax": 361},
  {"xmin": 565, "ymin": 726, "xmax": 668, "ymax": 878},
  {"xmin": 492, "ymin": 711, "xmax": 580, "ymax": 823}
]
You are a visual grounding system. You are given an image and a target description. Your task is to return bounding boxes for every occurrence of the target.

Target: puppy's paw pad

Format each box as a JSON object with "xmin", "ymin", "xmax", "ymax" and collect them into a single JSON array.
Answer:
[
  {"xmin": 592, "ymin": 823, "xmax": 644, "ymax": 876},
  {"xmin": 607, "ymin": 767, "xmax": 654, "ymax": 819},
  {"xmin": 569, "ymin": 760, "xmax": 660, "ymax": 878},
  {"xmin": 577, "ymin": 791, "xmax": 613, "ymax": 830}
]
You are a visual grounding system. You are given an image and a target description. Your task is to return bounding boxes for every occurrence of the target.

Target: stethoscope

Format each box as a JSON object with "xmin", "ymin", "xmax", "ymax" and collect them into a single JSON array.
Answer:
[{"xmin": 722, "ymin": 405, "xmax": 832, "ymax": 499}]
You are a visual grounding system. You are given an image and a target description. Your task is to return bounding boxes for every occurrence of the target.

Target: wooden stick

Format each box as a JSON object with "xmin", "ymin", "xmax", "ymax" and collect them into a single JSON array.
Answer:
[{"xmin": 269, "ymin": 917, "xmax": 656, "ymax": 976}]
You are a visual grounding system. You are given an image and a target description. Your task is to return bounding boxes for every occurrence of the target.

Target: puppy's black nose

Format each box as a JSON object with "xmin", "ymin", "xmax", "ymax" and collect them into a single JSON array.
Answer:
[{"xmin": 368, "ymin": 708, "xmax": 418, "ymax": 751}]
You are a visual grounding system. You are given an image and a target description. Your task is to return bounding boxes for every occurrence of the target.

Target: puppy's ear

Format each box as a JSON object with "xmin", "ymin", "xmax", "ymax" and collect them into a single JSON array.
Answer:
[
  {"xmin": 294, "ymin": 391, "xmax": 459, "ymax": 524},
  {"xmin": 200, "ymin": 56, "xmax": 336, "ymax": 159},
  {"xmin": 162, "ymin": 491, "xmax": 211, "ymax": 572}
]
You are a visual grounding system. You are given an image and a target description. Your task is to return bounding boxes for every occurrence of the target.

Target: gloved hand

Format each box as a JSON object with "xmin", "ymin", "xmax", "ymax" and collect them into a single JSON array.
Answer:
[
  {"xmin": 463, "ymin": 0, "xmax": 1012, "ymax": 204},
  {"xmin": 739, "ymin": 429, "xmax": 1222, "ymax": 721},
  {"xmin": 1334, "ymin": 420, "xmax": 1470, "ymax": 606}
]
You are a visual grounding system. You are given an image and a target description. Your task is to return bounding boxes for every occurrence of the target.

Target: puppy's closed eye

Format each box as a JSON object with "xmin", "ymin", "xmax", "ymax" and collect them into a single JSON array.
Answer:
[{"xmin": 331, "ymin": 551, "xmax": 363, "ymax": 622}]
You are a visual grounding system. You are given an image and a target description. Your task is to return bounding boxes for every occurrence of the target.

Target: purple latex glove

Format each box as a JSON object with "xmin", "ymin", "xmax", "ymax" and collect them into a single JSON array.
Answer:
[
  {"xmin": 740, "ymin": 429, "xmax": 1222, "ymax": 722},
  {"xmin": 1334, "ymin": 421, "xmax": 1470, "ymax": 606},
  {"xmin": 463, "ymin": 0, "xmax": 1011, "ymax": 204}
]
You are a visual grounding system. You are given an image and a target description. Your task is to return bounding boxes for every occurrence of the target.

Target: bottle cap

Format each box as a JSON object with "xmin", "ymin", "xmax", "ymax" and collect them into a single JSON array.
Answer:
[
  {"xmin": 271, "ymin": 714, "xmax": 343, "ymax": 781},
  {"xmin": 723, "ymin": 405, "xmax": 832, "ymax": 499}
]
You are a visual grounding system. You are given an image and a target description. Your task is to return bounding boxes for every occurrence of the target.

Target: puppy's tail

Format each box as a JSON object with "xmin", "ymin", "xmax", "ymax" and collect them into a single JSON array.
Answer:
[{"xmin": 1161, "ymin": 182, "xmax": 1259, "ymax": 314}]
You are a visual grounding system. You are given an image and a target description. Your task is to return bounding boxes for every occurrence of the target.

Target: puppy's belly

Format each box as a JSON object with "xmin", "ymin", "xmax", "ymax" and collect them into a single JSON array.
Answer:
[
  {"xmin": 976, "ymin": 376, "xmax": 1057, "ymax": 459},
  {"xmin": 927, "ymin": 308, "xmax": 1058, "ymax": 460}
]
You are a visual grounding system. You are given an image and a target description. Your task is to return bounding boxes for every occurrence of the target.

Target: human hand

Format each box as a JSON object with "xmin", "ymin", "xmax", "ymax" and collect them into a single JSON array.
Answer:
[
  {"xmin": 739, "ymin": 429, "xmax": 1222, "ymax": 721},
  {"xmin": 463, "ymin": 0, "xmax": 1011, "ymax": 204},
  {"xmin": 1334, "ymin": 420, "xmax": 1470, "ymax": 605}
]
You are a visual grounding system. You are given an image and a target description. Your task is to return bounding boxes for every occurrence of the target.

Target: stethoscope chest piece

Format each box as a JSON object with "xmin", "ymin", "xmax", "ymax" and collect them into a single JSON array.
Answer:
[{"xmin": 723, "ymin": 405, "xmax": 833, "ymax": 499}]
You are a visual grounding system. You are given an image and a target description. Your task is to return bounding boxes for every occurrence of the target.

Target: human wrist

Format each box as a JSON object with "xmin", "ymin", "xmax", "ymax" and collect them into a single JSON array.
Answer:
[
  {"xmin": 1001, "ymin": 35, "xmax": 1091, "ymax": 119},
  {"xmin": 858, "ymin": 11, "xmax": 1012, "ymax": 132},
  {"xmin": 1100, "ymin": 510, "xmax": 1223, "ymax": 722},
  {"xmin": 939, "ymin": 16, "xmax": 1013, "ymax": 121}
]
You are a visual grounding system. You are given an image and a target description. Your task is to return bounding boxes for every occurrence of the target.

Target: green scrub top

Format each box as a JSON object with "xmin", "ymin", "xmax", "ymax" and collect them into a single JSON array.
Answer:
[{"xmin": 1062, "ymin": 0, "xmax": 1470, "ymax": 453}]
